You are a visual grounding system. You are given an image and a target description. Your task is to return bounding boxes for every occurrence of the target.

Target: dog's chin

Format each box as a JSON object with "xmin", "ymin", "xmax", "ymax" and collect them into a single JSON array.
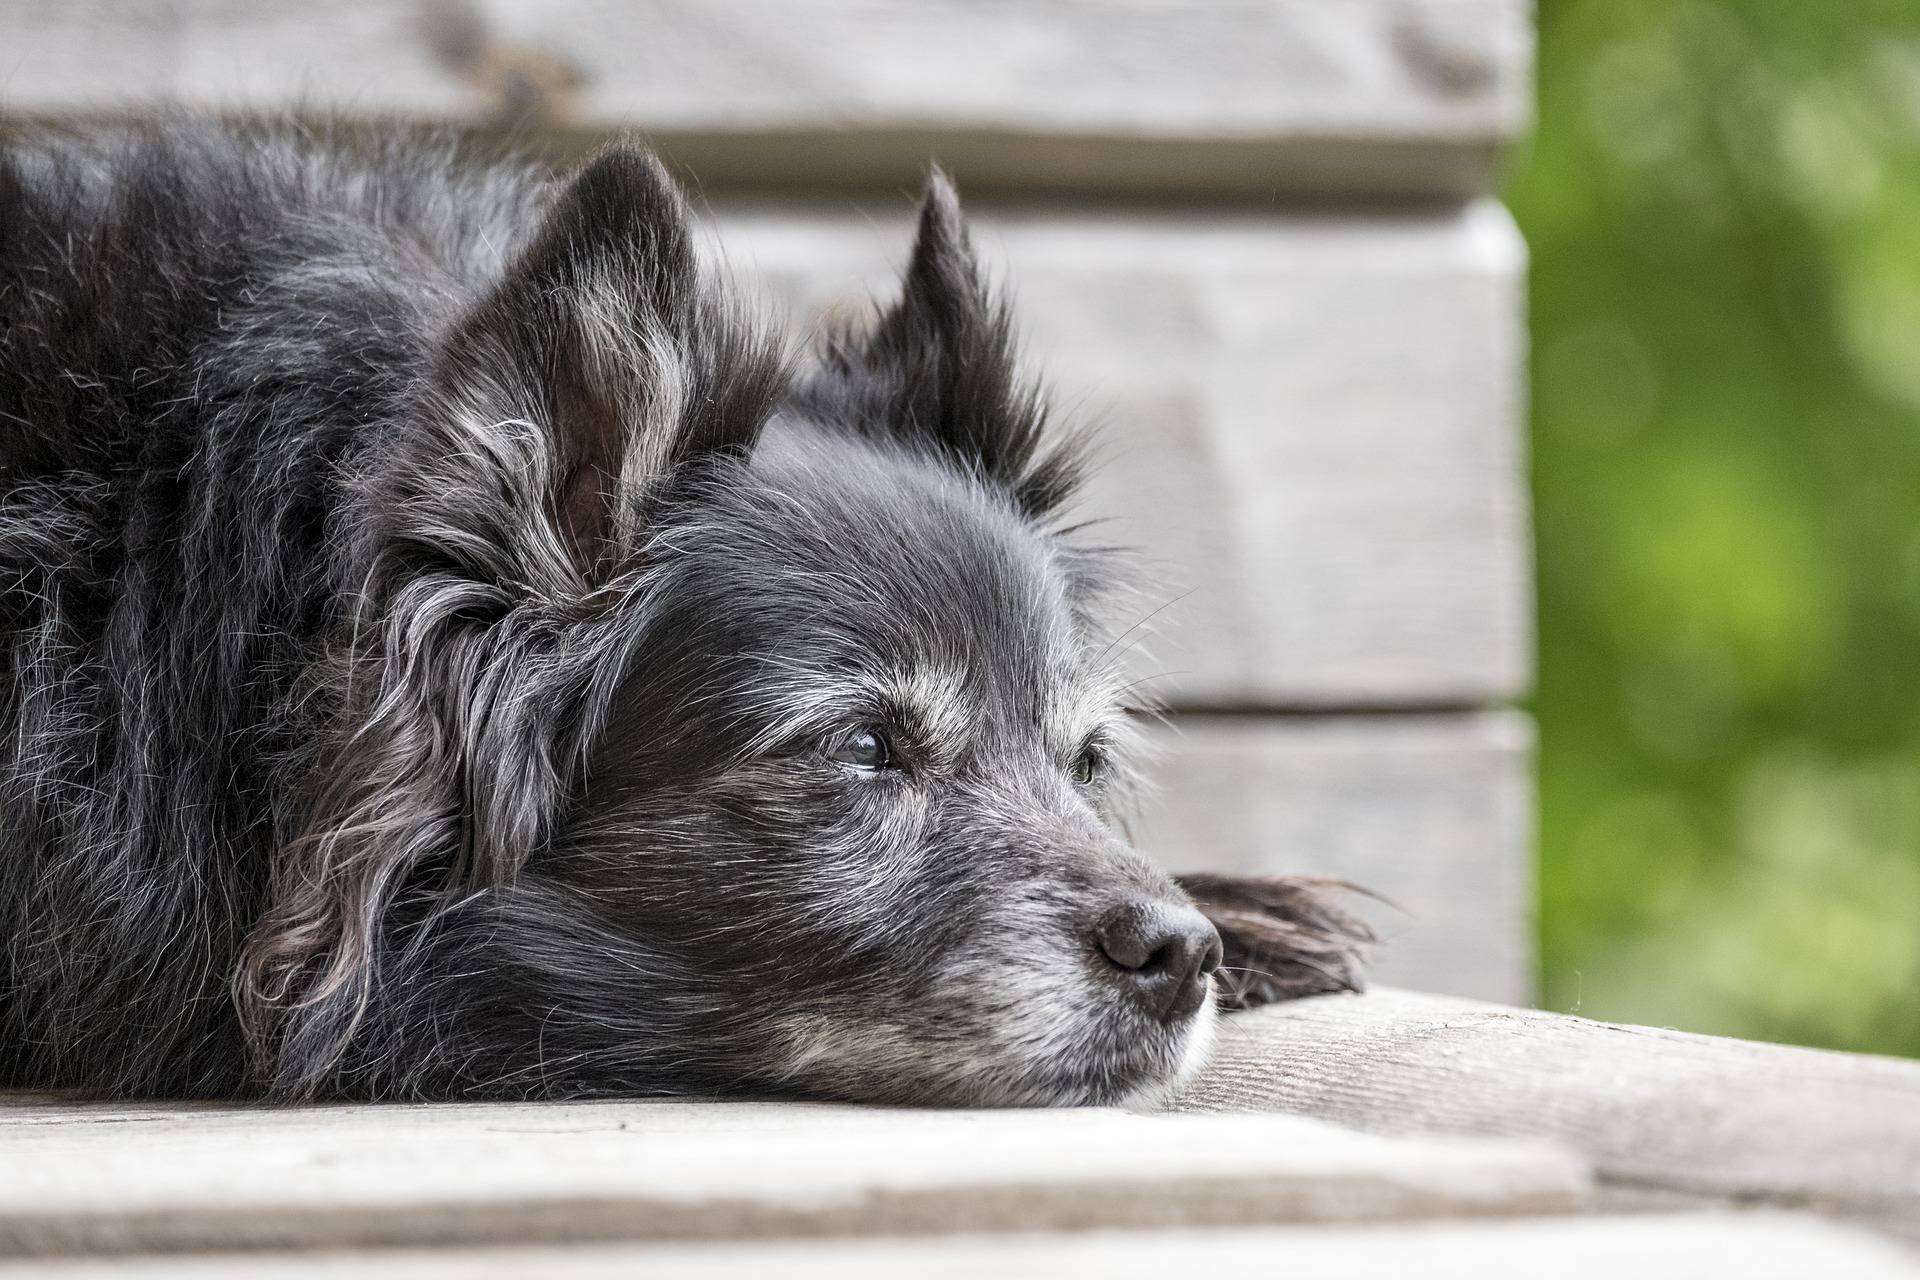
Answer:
[
  {"xmin": 960, "ymin": 992, "xmax": 1220, "ymax": 1109},
  {"xmin": 1113, "ymin": 993, "xmax": 1218, "ymax": 1110},
  {"xmin": 1049, "ymin": 989, "xmax": 1220, "ymax": 1111},
  {"xmin": 767, "ymin": 983, "xmax": 1220, "ymax": 1109}
]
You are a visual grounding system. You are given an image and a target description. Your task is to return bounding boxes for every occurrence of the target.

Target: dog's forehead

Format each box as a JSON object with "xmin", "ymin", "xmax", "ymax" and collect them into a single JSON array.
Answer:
[
  {"xmin": 744, "ymin": 421, "xmax": 1072, "ymax": 651},
  {"xmin": 700, "ymin": 420, "xmax": 1113, "ymax": 740}
]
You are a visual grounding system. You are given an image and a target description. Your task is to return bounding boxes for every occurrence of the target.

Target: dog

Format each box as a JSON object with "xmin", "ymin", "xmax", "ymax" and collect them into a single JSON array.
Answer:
[{"xmin": 0, "ymin": 121, "xmax": 1369, "ymax": 1104}]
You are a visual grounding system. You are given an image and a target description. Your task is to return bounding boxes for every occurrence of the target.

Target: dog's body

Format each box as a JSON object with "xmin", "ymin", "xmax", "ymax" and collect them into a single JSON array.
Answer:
[{"xmin": 0, "ymin": 123, "xmax": 1364, "ymax": 1103}]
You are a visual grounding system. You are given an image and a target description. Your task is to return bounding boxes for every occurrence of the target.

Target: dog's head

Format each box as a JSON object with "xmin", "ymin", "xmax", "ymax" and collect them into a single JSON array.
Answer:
[
  {"xmin": 239, "ymin": 147, "xmax": 1360, "ymax": 1103},
  {"xmin": 567, "ymin": 178, "xmax": 1226, "ymax": 1104}
]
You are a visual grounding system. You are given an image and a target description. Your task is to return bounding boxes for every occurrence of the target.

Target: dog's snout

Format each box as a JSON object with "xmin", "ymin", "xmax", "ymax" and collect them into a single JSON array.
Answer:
[{"xmin": 1093, "ymin": 899, "xmax": 1223, "ymax": 1022}]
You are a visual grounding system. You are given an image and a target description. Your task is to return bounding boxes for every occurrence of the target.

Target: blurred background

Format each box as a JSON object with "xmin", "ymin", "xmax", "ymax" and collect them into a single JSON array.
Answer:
[
  {"xmin": 1519, "ymin": 0, "xmax": 1920, "ymax": 1057},
  {"xmin": 6, "ymin": 0, "xmax": 1918, "ymax": 1059}
]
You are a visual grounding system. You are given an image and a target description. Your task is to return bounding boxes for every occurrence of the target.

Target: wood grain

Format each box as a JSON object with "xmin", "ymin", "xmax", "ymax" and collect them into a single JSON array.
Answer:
[
  {"xmin": 10, "ymin": 1215, "xmax": 1920, "ymax": 1279},
  {"xmin": 0, "ymin": 0, "xmax": 1531, "ymax": 197},
  {"xmin": 0, "ymin": 1098, "xmax": 1586, "ymax": 1256},
  {"xmin": 1176, "ymin": 988, "xmax": 1920, "ymax": 1242}
]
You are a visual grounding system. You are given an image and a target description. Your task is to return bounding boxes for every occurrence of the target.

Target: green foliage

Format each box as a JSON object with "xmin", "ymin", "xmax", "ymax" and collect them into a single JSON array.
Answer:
[{"xmin": 1511, "ymin": 0, "xmax": 1920, "ymax": 1054}]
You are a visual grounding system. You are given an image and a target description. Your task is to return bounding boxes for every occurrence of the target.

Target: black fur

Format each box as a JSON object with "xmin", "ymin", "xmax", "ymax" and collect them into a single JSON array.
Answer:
[{"xmin": 0, "ymin": 121, "xmax": 1367, "ymax": 1103}]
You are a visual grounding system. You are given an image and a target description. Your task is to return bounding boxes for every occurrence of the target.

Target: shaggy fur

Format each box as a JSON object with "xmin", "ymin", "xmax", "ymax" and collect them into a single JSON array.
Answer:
[{"xmin": 0, "ymin": 121, "xmax": 1369, "ymax": 1103}]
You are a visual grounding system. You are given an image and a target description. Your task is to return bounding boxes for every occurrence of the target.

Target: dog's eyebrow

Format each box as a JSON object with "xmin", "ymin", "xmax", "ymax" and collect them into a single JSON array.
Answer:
[
  {"xmin": 732, "ymin": 658, "xmax": 977, "ymax": 753},
  {"xmin": 737, "ymin": 650, "xmax": 1127, "ymax": 764},
  {"xmin": 721, "ymin": 656, "xmax": 948, "ymax": 736},
  {"xmin": 877, "ymin": 663, "xmax": 977, "ymax": 748}
]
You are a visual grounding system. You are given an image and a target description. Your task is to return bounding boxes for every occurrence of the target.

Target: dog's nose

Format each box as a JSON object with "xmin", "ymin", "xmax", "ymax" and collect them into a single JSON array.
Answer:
[{"xmin": 1093, "ymin": 899, "xmax": 1223, "ymax": 1022}]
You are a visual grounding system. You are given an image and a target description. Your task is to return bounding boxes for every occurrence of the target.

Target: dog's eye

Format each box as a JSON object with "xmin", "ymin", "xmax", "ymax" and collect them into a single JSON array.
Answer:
[
  {"xmin": 1070, "ymin": 746, "xmax": 1103, "ymax": 787},
  {"xmin": 827, "ymin": 726, "xmax": 891, "ymax": 773}
]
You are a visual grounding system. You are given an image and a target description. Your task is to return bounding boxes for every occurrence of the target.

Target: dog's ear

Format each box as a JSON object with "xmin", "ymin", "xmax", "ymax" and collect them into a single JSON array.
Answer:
[
  {"xmin": 236, "ymin": 148, "xmax": 788, "ymax": 1095},
  {"xmin": 795, "ymin": 170, "xmax": 1082, "ymax": 520},
  {"xmin": 432, "ymin": 145, "xmax": 786, "ymax": 580},
  {"xmin": 1176, "ymin": 874, "xmax": 1377, "ymax": 1010}
]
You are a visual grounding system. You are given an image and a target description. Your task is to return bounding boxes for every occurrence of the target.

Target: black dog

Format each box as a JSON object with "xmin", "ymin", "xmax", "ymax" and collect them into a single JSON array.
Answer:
[{"xmin": 0, "ymin": 122, "xmax": 1367, "ymax": 1103}]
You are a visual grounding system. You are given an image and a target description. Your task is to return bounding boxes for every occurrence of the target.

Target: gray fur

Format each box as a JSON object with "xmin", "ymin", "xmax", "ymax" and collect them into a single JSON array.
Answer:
[{"xmin": 0, "ymin": 121, "xmax": 1367, "ymax": 1103}]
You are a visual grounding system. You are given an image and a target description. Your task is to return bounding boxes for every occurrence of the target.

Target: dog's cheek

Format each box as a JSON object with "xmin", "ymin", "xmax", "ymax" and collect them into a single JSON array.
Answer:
[
  {"xmin": 752, "ymin": 884, "xmax": 1213, "ymax": 1107},
  {"xmin": 744, "ymin": 883, "xmax": 1062, "ymax": 1104},
  {"xmin": 774, "ymin": 774, "xmax": 994, "ymax": 961},
  {"xmin": 907, "ymin": 888, "xmax": 1123, "ymax": 1103},
  {"xmin": 760, "ymin": 1006, "xmax": 957, "ymax": 1102}
]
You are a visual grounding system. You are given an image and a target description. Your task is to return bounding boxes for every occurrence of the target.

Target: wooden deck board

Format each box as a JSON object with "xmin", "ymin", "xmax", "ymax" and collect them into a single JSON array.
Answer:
[
  {"xmin": 9, "ymin": 1215, "xmax": 1917, "ymax": 1280},
  {"xmin": 0, "ymin": 0, "xmax": 1531, "ymax": 198},
  {"xmin": 1176, "ymin": 989, "xmax": 1920, "ymax": 1241},
  {"xmin": 0, "ymin": 1101, "xmax": 1585, "ymax": 1256}
]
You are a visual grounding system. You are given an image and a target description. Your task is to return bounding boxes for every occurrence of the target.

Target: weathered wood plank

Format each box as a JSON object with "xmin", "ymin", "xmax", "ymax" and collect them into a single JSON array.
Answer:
[
  {"xmin": 1175, "ymin": 988, "xmax": 1920, "ymax": 1242},
  {"xmin": 0, "ymin": 1099, "xmax": 1587, "ymax": 1256},
  {"xmin": 717, "ymin": 201, "xmax": 1531, "ymax": 708},
  {"xmin": 11, "ymin": 1215, "xmax": 1918, "ymax": 1280},
  {"xmin": 1140, "ymin": 713, "xmax": 1533, "ymax": 1003},
  {"xmin": 0, "ymin": 0, "xmax": 1532, "ymax": 198}
]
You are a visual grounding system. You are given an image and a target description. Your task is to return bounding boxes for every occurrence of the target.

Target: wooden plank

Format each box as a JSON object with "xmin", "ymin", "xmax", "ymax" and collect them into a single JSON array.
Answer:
[
  {"xmin": 0, "ymin": 1100, "xmax": 1588, "ymax": 1256},
  {"xmin": 11, "ymin": 1215, "xmax": 1918, "ymax": 1280},
  {"xmin": 1176, "ymin": 988, "xmax": 1920, "ymax": 1243},
  {"xmin": 716, "ymin": 201, "xmax": 1531, "ymax": 708},
  {"xmin": 1139, "ymin": 713, "xmax": 1533, "ymax": 1004},
  {"xmin": 0, "ymin": 0, "xmax": 1533, "ymax": 199}
]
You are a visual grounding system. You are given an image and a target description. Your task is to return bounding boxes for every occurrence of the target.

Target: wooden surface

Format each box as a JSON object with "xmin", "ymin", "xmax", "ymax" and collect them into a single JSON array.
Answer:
[
  {"xmin": 0, "ymin": 1099, "xmax": 1587, "ymax": 1257},
  {"xmin": 9, "ymin": 1215, "xmax": 1916, "ymax": 1280},
  {"xmin": 0, "ymin": 0, "xmax": 1532, "ymax": 198},
  {"xmin": 1, "ymin": 4, "xmax": 1540, "ymax": 1005},
  {"xmin": 10, "ymin": 995, "xmax": 1920, "ymax": 1271},
  {"xmin": 717, "ymin": 199, "xmax": 1531, "ymax": 710},
  {"xmin": 1176, "ymin": 989, "xmax": 1920, "ymax": 1242},
  {"xmin": 1141, "ymin": 713, "xmax": 1533, "ymax": 1003},
  {"xmin": 5, "ymin": 1214, "xmax": 1916, "ymax": 1279}
]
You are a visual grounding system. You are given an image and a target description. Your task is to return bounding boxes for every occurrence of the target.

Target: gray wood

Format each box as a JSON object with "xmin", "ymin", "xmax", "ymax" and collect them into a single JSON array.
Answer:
[
  {"xmin": 0, "ymin": 1098, "xmax": 1586, "ymax": 1256},
  {"xmin": 716, "ymin": 201, "xmax": 1531, "ymax": 708},
  {"xmin": 12, "ymin": 1215, "xmax": 1920, "ymax": 1279},
  {"xmin": 1, "ymin": 0, "xmax": 1532, "ymax": 198},
  {"xmin": 1175, "ymin": 988, "xmax": 1920, "ymax": 1242},
  {"xmin": 1140, "ymin": 713, "xmax": 1533, "ymax": 1004}
]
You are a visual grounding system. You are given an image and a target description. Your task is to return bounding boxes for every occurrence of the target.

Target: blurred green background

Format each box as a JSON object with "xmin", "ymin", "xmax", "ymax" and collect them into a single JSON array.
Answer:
[{"xmin": 1514, "ymin": 0, "xmax": 1920, "ymax": 1057}]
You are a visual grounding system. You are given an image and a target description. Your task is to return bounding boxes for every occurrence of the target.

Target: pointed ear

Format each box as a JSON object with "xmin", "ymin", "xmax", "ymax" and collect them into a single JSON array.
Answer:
[
  {"xmin": 435, "ymin": 145, "xmax": 785, "ymax": 578},
  {"xmin": 796, "ymin": 170, "xmax": 1081, "ymax": 519}
]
